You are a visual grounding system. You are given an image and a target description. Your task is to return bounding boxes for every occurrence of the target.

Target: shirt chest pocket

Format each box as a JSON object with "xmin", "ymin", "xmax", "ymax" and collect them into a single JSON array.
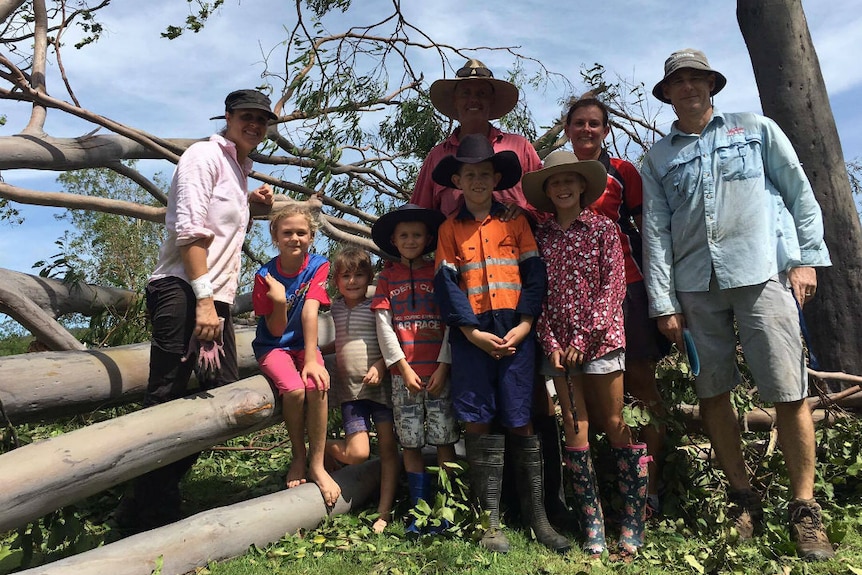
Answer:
[
  {"xmin": 659, "ymin": 157, "xmax": 697, "ymax": 211},
  {"xmin": 717, "ymin": 135, "xmax": 763, "ymax": 181},
  {"xmin": 498, "ymin": 235, "xmax": 519, "ymax": 261}
]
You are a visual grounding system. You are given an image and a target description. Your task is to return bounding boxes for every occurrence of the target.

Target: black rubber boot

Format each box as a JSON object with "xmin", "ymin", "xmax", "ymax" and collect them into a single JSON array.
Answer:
[
  {"xmin": 465, "ymin": 433, "xmax": 510, "ymax": 553},
  {"xmin": 510, "ymin": 434, "xmax": 572, "ymax": 553},
  {"xmin": 534, "ymin": 413, "xmax": 577, "ymax": 530}
]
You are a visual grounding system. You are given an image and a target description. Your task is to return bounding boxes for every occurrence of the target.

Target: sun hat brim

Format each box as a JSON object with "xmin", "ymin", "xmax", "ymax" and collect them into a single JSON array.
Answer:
[
  {"xmin": 371, "ymin": 205, "xmax": 447, "ymax": 259},
  {"xmin": 522, "ymin": 151, "xmax": 607, "ymax": 214}
]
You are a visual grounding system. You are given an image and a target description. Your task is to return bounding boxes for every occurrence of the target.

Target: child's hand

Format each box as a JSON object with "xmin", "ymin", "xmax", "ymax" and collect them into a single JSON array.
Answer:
[
  {"xmin": 302, "ymin": 360, "xmax": 330, "ymax": 391},
  {"xmin": 426, "ymin": 363, "xmax": 450, "ymax": 397},
  {"xmin": 550, "ymin": 350, "xmax": 565, "ymax": 371},
  {"xmin": 401, "ymin": 364, "xmax": 424, "ymax": 394},
  {"xmin": 363, "ymin": 364, "xmax": 382, "ymax": 386},
  {"xmin": 563, "ymin": 346, "xmax": 585, "ymax": 368},
  {"xmin": 264, "ymin": 274, "xmax": 287, "ymax": 304},
  {"xmin": 501, "ymin": 322, "xmax": 531, "ymax": 351},
  {"xmin": 463, "ymin": 328, "xmax": 507, "ymax": 358}
]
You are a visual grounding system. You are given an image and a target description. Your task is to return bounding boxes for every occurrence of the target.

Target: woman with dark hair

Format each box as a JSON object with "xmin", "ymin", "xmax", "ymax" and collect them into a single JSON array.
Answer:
[
  {"xmin": 116, "ymin": 89, "xmax": 276, "ymax": 533},
  {"xmin": 565, "ymin": 95, "xmax": 668, "ymax": 516}
]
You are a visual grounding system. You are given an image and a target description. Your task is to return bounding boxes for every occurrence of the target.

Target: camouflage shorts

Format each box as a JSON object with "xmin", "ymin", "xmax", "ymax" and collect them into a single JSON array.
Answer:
[{"xmin": 391, "ymin": 374, "xmax": 459, "ymax": 449}]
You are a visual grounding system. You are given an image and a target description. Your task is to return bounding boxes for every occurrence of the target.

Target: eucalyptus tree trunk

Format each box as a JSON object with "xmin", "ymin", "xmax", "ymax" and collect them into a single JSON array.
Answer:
[{"xmin": 738, "ymin": 0, "xmax": 862, "ymax": 376}]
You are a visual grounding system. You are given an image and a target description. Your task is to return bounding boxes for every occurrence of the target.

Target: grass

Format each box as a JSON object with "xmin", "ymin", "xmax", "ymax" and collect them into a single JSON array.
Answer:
[{"xmin": 2, "ymin": 357, "xmax": 862, "ymax": 574}]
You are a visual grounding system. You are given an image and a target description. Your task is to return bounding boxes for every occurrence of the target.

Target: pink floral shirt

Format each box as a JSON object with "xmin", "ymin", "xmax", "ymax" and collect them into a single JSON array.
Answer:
[{"xmin": 536, "ymin": 210, "xmax": 626, "ymax": 361}]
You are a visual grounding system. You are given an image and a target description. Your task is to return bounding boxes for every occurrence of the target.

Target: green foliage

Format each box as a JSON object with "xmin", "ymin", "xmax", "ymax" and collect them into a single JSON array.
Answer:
[
  {"xmin": 161, "ymin": 0, "xmax": 226, "ymax": 39},
  {"xmin": 54, "ymin": 164, "xmax": 165, "ymax": 292}
]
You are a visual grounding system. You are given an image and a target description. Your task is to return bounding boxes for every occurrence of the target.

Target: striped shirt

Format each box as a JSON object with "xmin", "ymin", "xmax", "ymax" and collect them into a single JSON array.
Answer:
[{"xmin": 330, "ymin": 298, "xmax": 391, "ymax": 406}]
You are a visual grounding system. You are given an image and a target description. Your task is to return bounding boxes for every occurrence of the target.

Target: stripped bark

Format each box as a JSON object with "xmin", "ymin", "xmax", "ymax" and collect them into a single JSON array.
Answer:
[
  {"xmin": 0, "ymin": 374, "xmax": 282, "ymax": 532},
  {"xmin": 15, "ymin": 458, "xmax": 380, "ymax": 575}
]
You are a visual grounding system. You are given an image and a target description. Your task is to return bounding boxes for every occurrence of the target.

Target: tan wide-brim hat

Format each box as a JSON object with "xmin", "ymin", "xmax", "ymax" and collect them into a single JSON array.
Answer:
[
  {"xmin": 429, "ymin": 59, "xmax": 520, "ymax": 120},
  {"xmin": 522, "ymin": 151, "xmax": 607, "ymax": 214},
  {"xmin": 651, "ymin": 48, "xmax": 727, "ymax": 104}
]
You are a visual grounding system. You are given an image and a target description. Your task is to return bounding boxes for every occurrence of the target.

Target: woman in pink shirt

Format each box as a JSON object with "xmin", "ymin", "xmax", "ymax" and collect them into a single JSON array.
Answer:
[
  {"xmin": 524, "ymin": 151, "xmax": 649, "ymax": 558},
  {"xmin": 114, "ymin": 90, "xmax": 276, "ymax": 534}
]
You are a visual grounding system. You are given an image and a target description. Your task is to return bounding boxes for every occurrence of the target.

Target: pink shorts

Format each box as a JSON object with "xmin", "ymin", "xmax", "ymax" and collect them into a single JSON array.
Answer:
[{"xmin": 258, "ymin": 348, "xmax": 326, "ymax": 394}]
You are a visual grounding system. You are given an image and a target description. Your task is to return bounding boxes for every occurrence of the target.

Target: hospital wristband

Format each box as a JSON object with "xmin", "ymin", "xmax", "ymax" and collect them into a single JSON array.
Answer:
[{"xmin": 189, "ymin": 275, "xmax": 214, "ymax": 300}]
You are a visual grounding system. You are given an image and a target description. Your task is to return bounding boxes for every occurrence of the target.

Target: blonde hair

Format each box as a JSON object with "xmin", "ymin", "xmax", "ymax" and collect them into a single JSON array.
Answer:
[{"xmin": 268, "ymin": 201, "xmax": 318, "ymax": 241}]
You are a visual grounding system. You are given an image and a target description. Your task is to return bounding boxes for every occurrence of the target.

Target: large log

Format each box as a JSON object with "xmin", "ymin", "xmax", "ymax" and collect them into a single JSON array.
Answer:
[
  {"xmin": 0, "ymin": 328, "xmax": 257, "ymax": 423},
  {"xmin": 0, "ymin": 375, "xmax": 282, "ymax": 532},
  {"xmin": 16, "ymin": 459, "xmax": 381, "ymax": 575},
  {"xmin": 0, "ymin": 316, "xmax": 336, "ymax": 423}
]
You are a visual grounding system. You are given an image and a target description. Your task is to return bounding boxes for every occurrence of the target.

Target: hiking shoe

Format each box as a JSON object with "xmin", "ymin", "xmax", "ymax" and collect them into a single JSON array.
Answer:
[
  {"xmin": 727, "ymin": 489, "xmax": 763, "ymax": 540},
  {"xmin": 788, "ymin": 499, "xmax": 835, "ymax": 561}
]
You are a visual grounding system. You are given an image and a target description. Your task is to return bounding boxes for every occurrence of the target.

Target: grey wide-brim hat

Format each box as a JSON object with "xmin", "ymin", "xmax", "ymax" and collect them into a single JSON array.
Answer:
[
  {"xmin": 371, "ymin": 204, "xmax": 446, "ymax": 259},
  {"xmin": 651, "ymin": 48, "xmax": 727, "ymax": 104},
  {"xmin": 522, "ymin": 150, "xmax": 607, "ymax": 214},
  {"xmin": 429, "ymin": 59, "xmax": 520, "ymax": 120}
]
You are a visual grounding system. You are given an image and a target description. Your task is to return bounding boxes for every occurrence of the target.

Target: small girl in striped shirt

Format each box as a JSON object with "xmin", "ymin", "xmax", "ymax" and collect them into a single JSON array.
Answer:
[{"xmin": 324, "ymin": 247, "xmax": 400, "ymax": 533}]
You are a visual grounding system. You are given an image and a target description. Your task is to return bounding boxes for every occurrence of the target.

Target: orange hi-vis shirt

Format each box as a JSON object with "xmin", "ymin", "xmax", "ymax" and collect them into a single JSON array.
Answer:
[{"xmin": 434, "ymin": 202, "xmax": 545, "ymax": 329}]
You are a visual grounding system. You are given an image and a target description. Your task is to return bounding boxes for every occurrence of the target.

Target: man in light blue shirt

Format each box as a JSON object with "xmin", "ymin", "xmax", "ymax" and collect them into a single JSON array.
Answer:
[{"xmin": 642, "ymin": 49, "xmax": 834, "ymax": 561}]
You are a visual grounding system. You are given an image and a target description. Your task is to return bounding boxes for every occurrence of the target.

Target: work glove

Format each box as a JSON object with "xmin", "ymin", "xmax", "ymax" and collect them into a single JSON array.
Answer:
[{"xmin": 182, "ymin": 317, "xmax": 225, "ymax": 382}]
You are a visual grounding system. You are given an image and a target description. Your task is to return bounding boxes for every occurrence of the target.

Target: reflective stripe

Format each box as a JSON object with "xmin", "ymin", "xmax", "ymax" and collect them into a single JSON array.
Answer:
[
  {"xmin": 459, "ymin": 257, "xmax": 519, "ymax": 273},
  {"xmin": 518, "ymin": 249, "xmax": 539, "ymax": 262},
  {"xmin": 467, "ymin": 283, "xmax": 522, "ymax": 296}
]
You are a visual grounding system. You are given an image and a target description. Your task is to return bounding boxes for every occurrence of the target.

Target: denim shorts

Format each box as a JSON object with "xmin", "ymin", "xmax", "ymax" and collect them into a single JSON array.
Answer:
[
  {"xmin": 341, "ymin": 399, "xmax": 394, "ymax": 436},
  {"xmin": 677, "ymin": 273, "xmax": 807, "ymax": 403},
  {"xmin": 539, "ymin": 348, "xmax": 626, "ymax": 377},
  {"xmin": 391, "ymin": 375, "xmax": 459, "ymax": 449}
]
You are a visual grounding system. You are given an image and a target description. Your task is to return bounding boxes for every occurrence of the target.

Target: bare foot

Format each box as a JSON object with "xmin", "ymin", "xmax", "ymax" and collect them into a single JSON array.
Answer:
[
  {"xmin": 286, "ymin": 457, "xmax": 307, "ymax": 489},
  {"xmin": 308, "ymin": 466, "xmax": 341, "ymax": 507},
  {"xmin": 372, "ymin": 517, "xmax": 388, "ymax": 534}
]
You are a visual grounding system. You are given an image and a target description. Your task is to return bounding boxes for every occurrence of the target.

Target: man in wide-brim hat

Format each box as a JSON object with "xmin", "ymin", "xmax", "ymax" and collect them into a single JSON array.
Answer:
[
  {"xmin": 642, "ymin": 48, "xmax": 835, "ymax": 562},
  {"xmin": 410, "ymin": 59, "xmax": 541, "ymax": 219}
]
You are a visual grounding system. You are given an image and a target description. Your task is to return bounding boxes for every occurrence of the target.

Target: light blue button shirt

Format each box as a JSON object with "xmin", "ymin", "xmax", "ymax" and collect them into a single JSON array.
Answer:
[{"xmin": 641, "ymin": 110, "xmax": 831, "ymax": 317}]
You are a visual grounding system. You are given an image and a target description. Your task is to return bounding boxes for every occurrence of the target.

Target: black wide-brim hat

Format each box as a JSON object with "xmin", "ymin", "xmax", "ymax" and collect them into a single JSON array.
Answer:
[
  {"xmin": 430, "ymin": 133, "xmax": 522, "ymax": 191},
  {"xmin": 371, "ymin": 204, "xmax": 447, "ymax": 259}
]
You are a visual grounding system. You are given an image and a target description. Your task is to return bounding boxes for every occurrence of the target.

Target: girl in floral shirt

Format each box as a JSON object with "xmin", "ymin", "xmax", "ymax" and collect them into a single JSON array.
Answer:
[{"xmin": 523, "ymin": 151, "xmax": 650, "ymax": 558}]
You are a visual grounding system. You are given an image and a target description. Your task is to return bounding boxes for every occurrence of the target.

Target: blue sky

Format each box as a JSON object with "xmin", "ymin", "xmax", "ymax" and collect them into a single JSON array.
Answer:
[{"xmin": 2, "ymin": 0, "xmax": 861, "ymax": 278}]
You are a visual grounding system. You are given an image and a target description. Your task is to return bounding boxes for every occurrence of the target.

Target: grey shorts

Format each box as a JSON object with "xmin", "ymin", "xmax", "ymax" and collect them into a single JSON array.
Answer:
[
  {"xmin": 539, "ymin": 348, "xmax": 626, "ymax": 377},
  {"xmin": 391, "ymin": 374, "xmax": 460, "ymax": 449},
  {"xmin": 677, "ymin": 273, "xmax": 807, "ymax": 403}
]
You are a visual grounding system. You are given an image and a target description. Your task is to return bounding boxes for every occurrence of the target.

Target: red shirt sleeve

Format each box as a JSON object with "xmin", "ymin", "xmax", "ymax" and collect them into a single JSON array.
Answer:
[
  {"xmin": 252, "ymin": 272, "xmax": 273, "ymax": 317},
  {"xmin": 306, "ymin": 261, "xmax": 331, "ymax": 305},
  {"xmin": 371, "ymin": 266, "xmax": 392, "ymax": 310}
]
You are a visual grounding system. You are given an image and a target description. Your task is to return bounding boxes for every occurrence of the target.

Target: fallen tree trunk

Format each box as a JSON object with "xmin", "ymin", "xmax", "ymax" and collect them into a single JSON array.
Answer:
[
  {"xmin": 0, "ymin": 375, "xmax": 281, "ymax": 532},
  {"xmin": 16, "ymin": 458, "xmax": 381, "ymax": 575},
  {"xmin": 676, "ymin": 399, "xmax": 854, "ymax": 433},
  {"xmin": 0, "ymin": 328, "xmax": 258, "ymax": 423},
  {"xmin": 0, "ymin": 316, "xmax": 335, "ymax": 423},
  {"xmin": 0, "ymin": 269, "xmax": 138, "ymax": 322}
]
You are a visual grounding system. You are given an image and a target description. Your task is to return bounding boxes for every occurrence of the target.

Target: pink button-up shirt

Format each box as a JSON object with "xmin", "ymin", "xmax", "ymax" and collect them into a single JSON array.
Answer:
[
  {"xmin": 149, "ymin": 134, "xmax": 252, "ymax": 304},
  {"xmin": 536, "ymin": 210, "xmax": 626, "ymax": 361},
  {"xmin": 410, "ymin": 125, "xmax": 541, "ymax": 219}
]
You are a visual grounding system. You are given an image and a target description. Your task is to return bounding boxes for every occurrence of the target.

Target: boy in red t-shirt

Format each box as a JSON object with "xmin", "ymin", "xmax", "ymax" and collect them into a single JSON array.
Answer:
[{"xmin": 371, "ymin": 204, "xmax": 459, "ymax": 534}]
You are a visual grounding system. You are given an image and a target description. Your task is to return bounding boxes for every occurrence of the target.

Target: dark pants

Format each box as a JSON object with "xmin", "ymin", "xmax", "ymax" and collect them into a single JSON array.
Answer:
[{"xmin": 132, "ymin": 276, "xmax": 238, "ymax": 529}]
